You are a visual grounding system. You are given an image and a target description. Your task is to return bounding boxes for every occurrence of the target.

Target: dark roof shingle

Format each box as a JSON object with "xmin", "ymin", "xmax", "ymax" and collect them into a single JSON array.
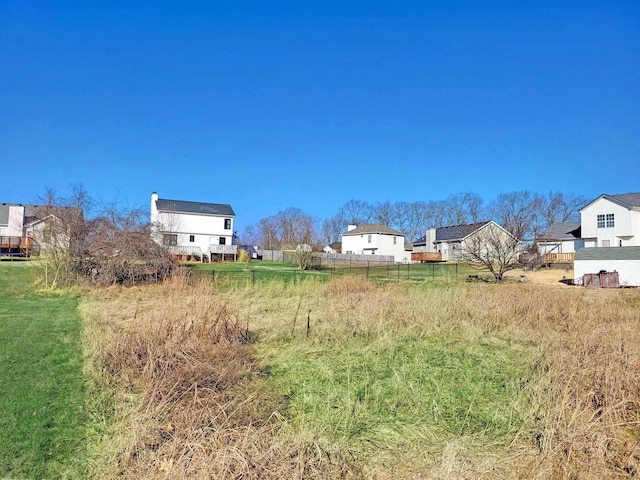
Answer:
[{"xmin": 156, "ymin": 198, "xmax": 235, "ymax": 216}]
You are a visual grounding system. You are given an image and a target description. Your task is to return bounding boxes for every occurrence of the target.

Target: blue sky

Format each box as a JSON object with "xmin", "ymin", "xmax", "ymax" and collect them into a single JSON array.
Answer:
[{"xmin": 2, "ymin": 1, "xmax": 639, "ymax": 232}]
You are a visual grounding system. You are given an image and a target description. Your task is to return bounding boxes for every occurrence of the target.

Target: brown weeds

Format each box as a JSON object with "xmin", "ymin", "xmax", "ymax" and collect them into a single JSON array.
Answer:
[{"xmin": 83, "ymin": 277, "xmax": 640, "ymax": 479}]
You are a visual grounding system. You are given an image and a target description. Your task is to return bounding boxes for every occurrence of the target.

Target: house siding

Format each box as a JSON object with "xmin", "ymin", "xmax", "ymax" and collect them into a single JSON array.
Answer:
[
  {"xmin": 580, "ymin": 197, "xmax": 639, "ymax": 247},
  {"xmin": 151, "ymin": 192, "xmax": 236, "ymax": 257},
  {"xmin": 574, "ymin": 247, "xmax": 640, "ymax": 287}
]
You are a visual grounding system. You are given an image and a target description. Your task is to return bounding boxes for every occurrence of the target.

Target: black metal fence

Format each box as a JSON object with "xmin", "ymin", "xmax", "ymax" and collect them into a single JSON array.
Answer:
[{"xmin": 189, "ymin": 262, "xmax": 463, "ymax": 286}]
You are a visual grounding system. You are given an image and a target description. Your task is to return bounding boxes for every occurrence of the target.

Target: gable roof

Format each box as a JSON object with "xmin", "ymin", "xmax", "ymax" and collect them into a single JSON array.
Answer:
[
  {"xmin": 575, "ymin": 246, "xmax": 640, "ymax": 261},
  {"xmin": 580, "ymin": 192, "xmax": 640, "ymax": 212},
  {"xmin": 413, "ymin": 221, "xmax": 492, "ymax": 245},
  {"xmin": 435, "ymin": 221, "xmax": 491, "ymax": 242},
  {"xmin": 156, "ymin": 198, "xmax": 235, "ymax": 217},
  {"xmin": 540, "ymin": 221, "xmax": 581, "ymax": 241},
  {"xmin": 342, "ymin": 223, "xmax": 404, "ymax": 236}
]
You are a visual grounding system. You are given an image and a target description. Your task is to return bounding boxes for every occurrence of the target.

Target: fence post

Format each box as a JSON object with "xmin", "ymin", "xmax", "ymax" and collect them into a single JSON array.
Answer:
[
  {"xmin": 407, "ymin": 263, "xmax": 410, "ymax": 280},
  {"xmin": 252, "ymin": 270, "xmax": 255, "ymax": 285},
  {"xmin": 456, "ymin": 263, "xmax": 458, "ymax": 277},
  {"xmin": 294, "ymin": 270, "xmax": 297, "ymax": 285},
  {"xmin": 366, "ymin": 265, "xmax": 369, "ymax": 279}
]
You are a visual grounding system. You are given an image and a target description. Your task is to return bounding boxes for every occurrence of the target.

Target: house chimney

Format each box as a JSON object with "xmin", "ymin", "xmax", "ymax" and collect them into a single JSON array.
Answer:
[
  {"xmin": 347, "ymin": 224, "xmax": 357, "ymax": 232},
  {"xmin": 425, "ymin": 228, "xmax": 436, "ymax": 252},
  {"xmin": 150, "ymin": 192, "xmax": 159, "ymax": 225}
]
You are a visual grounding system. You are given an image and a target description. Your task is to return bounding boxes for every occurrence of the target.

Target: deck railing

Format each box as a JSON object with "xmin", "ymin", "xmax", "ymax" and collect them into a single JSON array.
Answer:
[
  {"xmin": 411, "ymin": 251, "xmax": 443, "ymax": 262},
  {"xmin": 543, "ymin": 252, "xmax": 574, "ymax": 263}
]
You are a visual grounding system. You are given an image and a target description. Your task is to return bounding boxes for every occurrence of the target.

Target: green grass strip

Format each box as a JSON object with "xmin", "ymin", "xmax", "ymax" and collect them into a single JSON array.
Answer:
[
  {"xmin": 268, "ymin": 334, "xmax": 531, "ymax": 450},
  {"xmin": 0, "ymin": 262, "xmax": 86, "ymax": 479}
]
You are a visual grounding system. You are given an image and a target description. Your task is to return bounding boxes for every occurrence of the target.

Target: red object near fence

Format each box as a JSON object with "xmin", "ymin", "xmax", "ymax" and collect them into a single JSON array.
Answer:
[{"xmin": 581, "ymin": 271, "xmax": 620, "ymax": 288}]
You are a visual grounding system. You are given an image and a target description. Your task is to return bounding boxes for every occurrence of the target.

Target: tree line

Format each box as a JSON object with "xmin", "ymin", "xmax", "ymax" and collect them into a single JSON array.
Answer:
[{"xmin": 241, "ymin": 190, "xmax": 587, "ymax": 249}]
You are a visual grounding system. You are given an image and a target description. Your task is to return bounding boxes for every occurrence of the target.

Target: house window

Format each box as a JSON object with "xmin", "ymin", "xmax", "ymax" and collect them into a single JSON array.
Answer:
[
  {"xmin": 368, "ymin": 235, "xmax": 372, "ymax": 243},
  {"xmin": 163, "ymin": 234, "xmax": 177, "ymax": 246},
  {"xmin": 224, "ymin": 218, "xmax": 231, "ymax": 230},
  {"xmin": 597, "ymin": 213, "xmax": 615, "ymax": 228},
  {"xmin": 393, "ymin": 237, "xmax": 397, "ymax": 245},
  {"xmin": 606, "ymin": 213, "xmax": 614, "ymax": 227},
  {"xmin": 189, "ymin": 235, "xmax": 195, "ymax": 243},
  {"xmin": 219, "ymin": 237, "xmax": 226, "ymax": 245}
]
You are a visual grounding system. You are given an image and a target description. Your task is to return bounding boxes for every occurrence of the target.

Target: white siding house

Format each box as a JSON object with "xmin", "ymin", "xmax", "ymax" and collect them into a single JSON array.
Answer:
[
  {"xmin": 579, "ymin": 193, "xmax": 640, "ymax": 248},
  {"xmin": 150, "ymin": 192, "xmax": 237, "ymax": 259},
  {"xmin": 341, "ymin": 224, "xmax": 408, "ymax": 263}
]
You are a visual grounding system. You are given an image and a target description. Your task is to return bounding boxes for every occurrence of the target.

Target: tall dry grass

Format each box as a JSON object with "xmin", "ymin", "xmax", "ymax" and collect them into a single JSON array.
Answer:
[{"xmin": 82, "ymin": 273, "xmax": 640, "ymax": 479}]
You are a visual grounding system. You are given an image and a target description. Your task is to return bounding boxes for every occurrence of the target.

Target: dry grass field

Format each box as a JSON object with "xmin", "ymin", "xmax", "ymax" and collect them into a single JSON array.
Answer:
[{"xmin": 81, "ymin": 271, "xmax": 640, "ymax": 479}]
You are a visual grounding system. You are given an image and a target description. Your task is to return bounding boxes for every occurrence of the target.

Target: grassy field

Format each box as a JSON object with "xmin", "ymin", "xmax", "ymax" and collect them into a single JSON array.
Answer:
[
  {"xmin": 0, "ymin": 261, "xmax": 87, "ymax": 479},
  {"xmin": 2, "ymin": 259, "xmax": 636, "ymax": 478},
  {"xmin": 80, "ymin": 270, "xmax": 640, "ymax": 479},
  {"xmin": 187, "ymin": 259, "xmax": 486, "ymax": 286}
]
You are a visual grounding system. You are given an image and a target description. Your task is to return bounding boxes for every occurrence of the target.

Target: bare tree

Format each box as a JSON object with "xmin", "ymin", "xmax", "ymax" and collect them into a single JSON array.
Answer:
[
  {"xmin": 462, "ymin": 223, "xmax": 521, "ymax": 281},
  {"xmin": 339, "ymin": 199, "xmax": 373, "ymax": 226},
  {"xmin": 276, "ymin": 207, "xmax": 316, "ymax": 249},
  {"xmin": 256, "ymin": 216, "xmax": 281, "ymax": 249},
  {"xmin": 489, "ymin": 190, "xmax": 542, "ymax": 240},
  {"xmin": 321, "ymin": 212, "xmax": 345, "ymax": 245},
  {"xmin": 539, "ymin": 192, "xmax": 587, "ymax": 228},
  {"xmin": 446, "ymin": 192, "xmax": 485, "ymax": 225}
]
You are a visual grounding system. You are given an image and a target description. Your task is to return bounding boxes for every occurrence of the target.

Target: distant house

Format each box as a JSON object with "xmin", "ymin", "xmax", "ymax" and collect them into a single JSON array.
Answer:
[
  {"xmin": 322, "ymin": 242, "xmax": 341, "ymax": 255},
  {"xmin": 579, "ymin": 193, "xmax": 640, "ymax": 248},
  {"xmin": 574, "ymin": 246, "xmax": 640, "ymax": 287},
  {"xmin": 1, "ymin": 203, "xmax": 80, "ymax": 256},
  {"xmin": 341, "ymin": 224, "xmax": 408, "ymax": 263},
  {"xmin": 538, "ymin": 222, "xmax": 583, "ymax": 254},
  {"xmin": 413, "ymin": 221, "xmax": 516, "ymax": 261},
  {"xmin": 150, "ymin": 192, "xmax": 237, "ymax": 260}
]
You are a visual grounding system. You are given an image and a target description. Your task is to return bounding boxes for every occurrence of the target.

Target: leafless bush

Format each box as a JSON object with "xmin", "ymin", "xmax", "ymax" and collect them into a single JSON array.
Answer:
[{"xmin": 34, "ymin": 186, "xmax": 174, "ymax": 287}]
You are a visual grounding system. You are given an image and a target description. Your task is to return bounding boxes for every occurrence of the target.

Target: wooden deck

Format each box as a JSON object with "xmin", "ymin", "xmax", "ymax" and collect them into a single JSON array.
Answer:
[
  {"xmin": 543, "ymin": 252, "xmax": 574, "ymax": 263},
  {"xmin": 411, "ymin": 251, "xmax": 443, "ymax": 262},
  {"xmin": 0, "ymin": 236, "xmax": 34, "ymax": 256}
]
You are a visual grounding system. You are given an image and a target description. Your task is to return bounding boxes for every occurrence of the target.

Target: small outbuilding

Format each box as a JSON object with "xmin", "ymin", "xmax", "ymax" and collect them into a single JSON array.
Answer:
[{"xmin": 574, "ymin": 246, "xmax": 640, "ymax": 287}]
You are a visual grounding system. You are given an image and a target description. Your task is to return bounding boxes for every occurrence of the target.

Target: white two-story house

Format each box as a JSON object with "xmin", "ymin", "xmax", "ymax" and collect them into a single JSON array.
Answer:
[
  {"xmin": 573, "ymin": 192, "xmax": 640, "ymax": 286},
  {"xmin": 150, "ymin": 192, "xmax": 237, "ymax": 260},
  {"xmin": 579, "ymin": 193, "xmax": 640, "ymax": 248},
  {"xmin": 341, "ymin": 224, "xmax": 408, "ymax": 263}
]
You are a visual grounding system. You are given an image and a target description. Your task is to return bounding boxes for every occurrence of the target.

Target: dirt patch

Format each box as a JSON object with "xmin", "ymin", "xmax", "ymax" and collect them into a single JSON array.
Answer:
[{"xmin": 504, "ymin": 267, "xmax": 575, "ymax": 287}]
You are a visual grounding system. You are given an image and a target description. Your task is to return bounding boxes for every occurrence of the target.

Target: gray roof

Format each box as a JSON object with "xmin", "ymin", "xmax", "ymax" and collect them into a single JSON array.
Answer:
[
  {"xmin": 575, "ymin": 246, "xmax": 640, "ymax": 261},
  {"xmin": 156, "ymin": 198, "xmax": 235, "ymax": 217},
  {"xmin": 0, "ymin": 203, "xmax": 37, "ymax": 225},
  {"xmin": 413, "ymin": 221, "xmax": 491, "ymax": 245},
  {"xmin": 581, "ymin": 192, "xmax": 640, "ymax": 211},
  {"xmin": 342, "ymin": 223, "xmax": 404, "ymax": 236},
  {"xmin": 540, "ymin": 221, "xmax": 581, "ymax": 241},
  {"xmin": 610, "ymin": 193, "xmax": 640, "ymax": 208}
]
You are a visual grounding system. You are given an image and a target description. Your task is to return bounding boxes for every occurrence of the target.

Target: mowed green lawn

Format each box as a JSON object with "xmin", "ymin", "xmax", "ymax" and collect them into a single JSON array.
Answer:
[{"xmin": 0, "ymin": 262, "xmax": 86, "ymax": 478}]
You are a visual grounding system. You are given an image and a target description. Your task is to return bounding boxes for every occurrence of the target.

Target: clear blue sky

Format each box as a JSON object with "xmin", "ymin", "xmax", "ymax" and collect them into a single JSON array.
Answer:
[{"xmin": 2, "ymin": 1, "xmax": 639, "ymax": 232}]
